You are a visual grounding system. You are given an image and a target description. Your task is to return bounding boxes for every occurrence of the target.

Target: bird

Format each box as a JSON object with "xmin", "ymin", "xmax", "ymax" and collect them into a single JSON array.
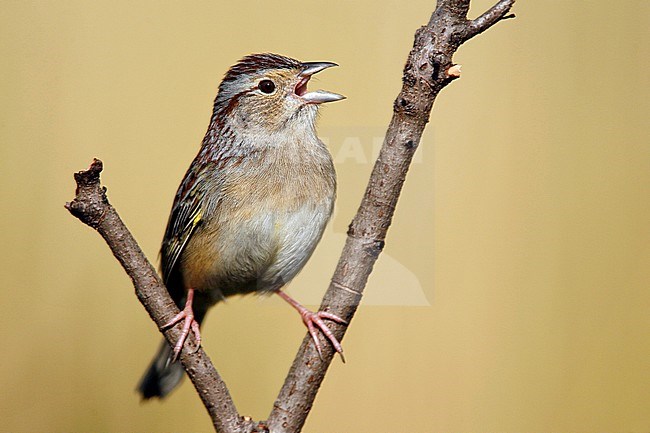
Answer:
[{"xmin": 137, "ymin": 53, "xmax": 346, "ymax": 399}]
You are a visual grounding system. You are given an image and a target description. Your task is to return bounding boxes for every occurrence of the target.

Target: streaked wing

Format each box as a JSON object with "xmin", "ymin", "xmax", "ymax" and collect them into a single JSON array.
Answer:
[
  {"xmin": 160, "ymin": 158, "xmax": 215, "ymax": 293},
  {"xmin": 161, "ymin": 191, "xmax": 202, "ymax": 284}
]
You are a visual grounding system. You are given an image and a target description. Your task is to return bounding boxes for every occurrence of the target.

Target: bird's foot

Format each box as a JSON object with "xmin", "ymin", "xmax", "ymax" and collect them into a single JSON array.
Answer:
[
  {"xmin": 276, "ymin": 290, "xmax": 347, "ymax": 362},
  {"xmin": 300, "ymin": 309, "xmax": 347, "ymax": 362},
  {"xmin": 162, "ymin": 288, "xmax": 201, "ymax": 362}
]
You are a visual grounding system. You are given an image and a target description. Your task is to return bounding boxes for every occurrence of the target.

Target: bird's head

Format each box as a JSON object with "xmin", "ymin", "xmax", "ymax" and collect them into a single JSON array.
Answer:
[{"xmin": 212, "ymin": 53, "xmax": 344, "ymax": 134}]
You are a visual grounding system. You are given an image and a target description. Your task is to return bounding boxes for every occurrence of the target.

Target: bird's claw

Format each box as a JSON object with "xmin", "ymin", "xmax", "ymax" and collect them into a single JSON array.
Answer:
[
  {"xmin": 300, "ymin": 310, "xmax": 347, "ymax": 363},
  {"xmin": 276, "ymin": 290, "xmax": 347, "ymax": 362},
  {"xmin": 162, "ymin": 290, "xmax": 202, "ymax": 361}
]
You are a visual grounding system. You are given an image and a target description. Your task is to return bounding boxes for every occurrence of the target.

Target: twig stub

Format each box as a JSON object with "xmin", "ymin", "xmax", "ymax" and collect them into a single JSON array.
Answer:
[{"xmin": 65, "ymin": 159, "xmax": 108, "ymax": 228}]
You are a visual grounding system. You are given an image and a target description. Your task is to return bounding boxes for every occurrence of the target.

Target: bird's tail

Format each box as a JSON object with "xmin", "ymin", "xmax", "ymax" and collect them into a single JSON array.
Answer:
[{"xmin": 137, "ymin": 339, "xmax": 186, "ymax": 399}]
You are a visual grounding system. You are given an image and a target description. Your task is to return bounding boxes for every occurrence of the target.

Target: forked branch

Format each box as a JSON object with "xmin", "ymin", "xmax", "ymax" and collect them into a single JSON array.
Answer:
[{"xmin": 66, "ymin": 1, "xmax": 514, "ymax": 432}]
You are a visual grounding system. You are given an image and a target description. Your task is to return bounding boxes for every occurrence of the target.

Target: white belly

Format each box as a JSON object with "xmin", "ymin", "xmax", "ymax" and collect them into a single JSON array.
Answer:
[{"xmin": 261, "ymin": 201, "xmax": 333, "ymax": 287}]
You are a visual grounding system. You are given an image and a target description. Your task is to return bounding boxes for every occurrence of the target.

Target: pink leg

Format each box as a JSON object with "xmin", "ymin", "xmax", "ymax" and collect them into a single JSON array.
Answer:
[
  {"xmin": 162, "ymin": 288, "xmax": 202, "ymax": 361},
  {"xmin": 276, "ymin": 290, "xmax": 347, "ymax": 361}
]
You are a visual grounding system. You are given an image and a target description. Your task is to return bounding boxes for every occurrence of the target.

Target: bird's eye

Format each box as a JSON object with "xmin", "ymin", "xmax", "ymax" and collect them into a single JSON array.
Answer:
[{"xmin": 258, "ymin": 79, "xmax": 276, "ymax": 94}]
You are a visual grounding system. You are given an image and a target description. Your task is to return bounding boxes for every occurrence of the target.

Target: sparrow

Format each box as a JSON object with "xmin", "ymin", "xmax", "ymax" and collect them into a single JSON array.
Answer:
[{"xmin": 138, "ymin": 53, "xmax": 345, "ymax": 399}]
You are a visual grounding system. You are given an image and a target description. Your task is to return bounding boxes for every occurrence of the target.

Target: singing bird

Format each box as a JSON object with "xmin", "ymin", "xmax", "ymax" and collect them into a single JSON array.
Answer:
[{"xmin": 138, "ymin": 53, "xmax": 346, "ymax": 399}]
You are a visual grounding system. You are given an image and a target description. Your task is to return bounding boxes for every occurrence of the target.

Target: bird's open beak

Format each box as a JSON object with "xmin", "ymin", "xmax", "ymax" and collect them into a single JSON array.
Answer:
[{"xmin": 295, "ymin": 62, "xmax": 345, "ymax": 104}]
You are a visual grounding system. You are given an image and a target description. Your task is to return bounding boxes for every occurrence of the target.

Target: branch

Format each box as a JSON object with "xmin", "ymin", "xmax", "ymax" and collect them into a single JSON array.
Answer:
[
  {"xmin": 466, "ymin": 1, "xmax": 516, "ymax": 39},
  {"xmin": 266, "ymin": 0, "xmax": 515, "ymax": 431},
  {"xmin": 65, "ymin": 160, "xmax": 252, "ymax": 433},
  {"xmin": 66, "ymin": 0, "xmax": 514, "ymax": 432}
]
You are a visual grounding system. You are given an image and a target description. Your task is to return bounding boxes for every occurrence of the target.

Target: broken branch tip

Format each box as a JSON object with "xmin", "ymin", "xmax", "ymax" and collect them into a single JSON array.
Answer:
[{"xmin": 446, "ymin": 64, "xmax": 462, "ymax": 78}]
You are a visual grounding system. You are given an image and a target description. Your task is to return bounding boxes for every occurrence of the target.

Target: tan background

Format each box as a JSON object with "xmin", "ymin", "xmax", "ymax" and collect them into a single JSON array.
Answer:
[{"xmin": 2, "ymin": 1, "xmax": 649, "ymax": 432}]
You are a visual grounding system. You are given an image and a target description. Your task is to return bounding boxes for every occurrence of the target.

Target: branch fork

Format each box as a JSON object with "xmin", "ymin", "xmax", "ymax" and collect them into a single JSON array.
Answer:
[{"xmin": 66, "ymin": 1, "xmax": 515, "ymax": 432}]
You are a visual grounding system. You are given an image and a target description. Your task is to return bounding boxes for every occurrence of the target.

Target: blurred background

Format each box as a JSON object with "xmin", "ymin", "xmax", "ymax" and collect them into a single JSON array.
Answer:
[{"xmin": 1, "ymin": 1, "xmax": 649, "ymax": 432}]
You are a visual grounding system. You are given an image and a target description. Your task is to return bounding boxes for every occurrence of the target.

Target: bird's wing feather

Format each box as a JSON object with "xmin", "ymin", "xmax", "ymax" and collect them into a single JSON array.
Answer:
[
  {"xmin": 160, "ymin": 157, "xmax": 220, "ymax": 306},
  {"xmin": 161, "ymin": 194, "xmax": 202, "ymax": 283}
]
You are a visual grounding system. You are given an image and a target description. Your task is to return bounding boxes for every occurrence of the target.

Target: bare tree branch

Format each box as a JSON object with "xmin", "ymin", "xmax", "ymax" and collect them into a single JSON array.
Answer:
[
  {"xmin": 65, "ymin": 1, "xmax": 514, "ymax": 432},
  {"xmin": 466, "ymin": 1, "xmax": 517, "ymax": 39},
  {"xmin": 266, "ymin": 0, "xmax": 515, "ymax": 431},
  {"xmin": 65, "ymin": 160, "xmax": 250, "ymax": 433}
]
